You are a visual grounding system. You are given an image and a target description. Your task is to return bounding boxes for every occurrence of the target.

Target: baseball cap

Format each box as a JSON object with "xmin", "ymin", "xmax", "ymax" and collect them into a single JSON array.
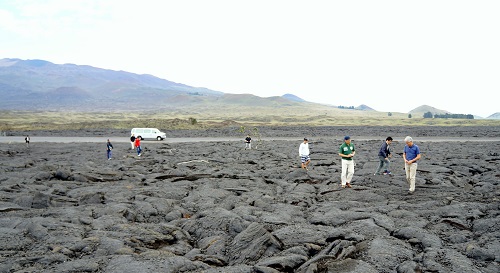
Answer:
[{"xmin": 344, "ymin": 136, "xmax": 350, "ymax": 140}]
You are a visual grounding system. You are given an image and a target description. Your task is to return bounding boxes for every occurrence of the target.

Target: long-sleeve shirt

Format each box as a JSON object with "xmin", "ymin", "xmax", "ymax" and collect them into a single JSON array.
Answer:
[
  {"xmin": 378, "ymin": 141, "xmax": 391, "ymax": 158},
  {"xmin": 299, "ymin": 142, "xmax": 309, "ymax": 156}
]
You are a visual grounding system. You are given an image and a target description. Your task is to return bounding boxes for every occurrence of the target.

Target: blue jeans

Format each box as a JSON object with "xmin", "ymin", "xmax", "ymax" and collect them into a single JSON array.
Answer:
[
  {"xmin": 107, "ymin": 150, "xmax": 112, "ymax": 159},
  {"xmin": 137, "ymin": 146, "xmax": 142, "ymax": 155},
  {"xmin": 375, "ymin": 156, "xmax": 390, "ymax": 174}
]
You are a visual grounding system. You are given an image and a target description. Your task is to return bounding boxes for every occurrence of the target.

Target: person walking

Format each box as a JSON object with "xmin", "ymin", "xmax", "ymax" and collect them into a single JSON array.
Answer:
[
  {"xmin": 130, "ymin": 134, "xmax": 136, "ymax": 150},
  {"xmin": 339, "ymin": 136, "xmax": 355, "ymax": 188},
  {"xmin": 403, "ymin": 136, "xmax": 421, "ymax": 194},
  {"xmin": 25, "ymin": 135, "xmax": 30, "ymax": 148},
  {"xmin": 245, "ymin": 134, "xmax": 252, "ymax": 150},
  {"xmin": 134, "ymin": 137, "xmax": 142, "ymax": 156},
  {"xmin": 374, "ymin": 136, "xmax": 393, "ymax": 175},
  {"xmin": 299, "ymin": 138, "xmax": 311, "ymax": 170},
  {"xmin": 106, "ymin": 139, "xmax": 113, "ymax": 160}
]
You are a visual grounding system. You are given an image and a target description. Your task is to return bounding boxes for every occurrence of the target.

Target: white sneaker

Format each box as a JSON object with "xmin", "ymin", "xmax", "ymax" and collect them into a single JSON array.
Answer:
[{"xmin": 138, "ymin": 154, "xmax": 141, "ymax": 157}]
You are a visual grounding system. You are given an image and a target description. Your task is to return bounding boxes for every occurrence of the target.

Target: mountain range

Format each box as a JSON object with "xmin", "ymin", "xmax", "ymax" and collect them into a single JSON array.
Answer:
[{"xmin": 0, "ymin": 58, "xmax": 498, "ymax": 119}]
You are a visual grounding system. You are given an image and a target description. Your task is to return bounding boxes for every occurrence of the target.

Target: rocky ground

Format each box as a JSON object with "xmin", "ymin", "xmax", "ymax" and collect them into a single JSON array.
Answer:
[{"xmin": 1, "ymin": 126, "xmax": 499, "ymax": 273}]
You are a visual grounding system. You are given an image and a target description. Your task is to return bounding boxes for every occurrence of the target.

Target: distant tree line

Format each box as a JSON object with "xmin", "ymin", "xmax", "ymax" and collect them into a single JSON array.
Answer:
[
  {"xmin": 423, "ymin": 111, "xmax": 474, "ymax": 119},
  {"xmin": 337, "ymin": 106, "xmax": 355, "ymax": 109}
]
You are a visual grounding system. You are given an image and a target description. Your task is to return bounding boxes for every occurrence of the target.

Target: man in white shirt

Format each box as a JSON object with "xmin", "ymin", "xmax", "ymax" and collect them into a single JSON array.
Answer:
[{"xmin": 299, "ymin": 138, "xmax": 311, "ymax": 170}]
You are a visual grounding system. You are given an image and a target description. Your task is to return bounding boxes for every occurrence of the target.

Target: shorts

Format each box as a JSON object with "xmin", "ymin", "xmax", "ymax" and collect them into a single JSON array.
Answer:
[{"xmin": 301, "ymin": 155, "xmax": 310, "ymax": 163}]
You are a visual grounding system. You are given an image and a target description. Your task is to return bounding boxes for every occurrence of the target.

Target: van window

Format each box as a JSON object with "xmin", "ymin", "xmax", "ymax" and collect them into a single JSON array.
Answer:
[
  {"xmin": 135, "ymin": 129, "xmax": 144, "ymax": 134},
  {"xmin": 144, "ymin": 129, "xmax": 152, "ymax": 134}
]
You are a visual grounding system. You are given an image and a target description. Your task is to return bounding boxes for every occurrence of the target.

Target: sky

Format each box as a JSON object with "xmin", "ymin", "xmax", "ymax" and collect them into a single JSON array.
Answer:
[{"xmin": 1, "ymin": 0, "xmax": 499, "ymax": 117}]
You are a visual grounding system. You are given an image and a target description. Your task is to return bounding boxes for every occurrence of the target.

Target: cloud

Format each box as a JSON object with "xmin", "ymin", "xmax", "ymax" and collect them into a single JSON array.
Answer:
[{"xmin": 1, "ymin": 0, "xmax": 499, "ymax": 117}]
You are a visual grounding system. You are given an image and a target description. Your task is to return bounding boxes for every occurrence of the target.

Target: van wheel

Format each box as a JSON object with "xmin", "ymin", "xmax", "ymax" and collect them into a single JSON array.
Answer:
[{"xmin": 157, "ymin": 136, "xmax": 162, "ymax": 141}]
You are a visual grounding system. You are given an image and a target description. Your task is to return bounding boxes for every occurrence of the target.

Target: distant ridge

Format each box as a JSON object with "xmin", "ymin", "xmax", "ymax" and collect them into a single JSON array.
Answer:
[
  {"xmin": 0, "ymin": 58, "xmax": 496, "ymax": 117},
  {"xmin": 409, "ymin": 105, "xmax": 491, "ymax": 119},
  {"xmin": 281, "ymin": 93, "xmax": 305, "ymax": 102},
  {"xmin": 487, "ymin": 112, "xmax": 500, "ymax": 119},
  {"xmin": 0, "ymin": 58, "xmax": 224, "ymax": 110},
  {"xmin": 356, "ymin": 104, "xmax": 375, "ymax": 111},
  {"xmin": 216, "ymin": 93, "xmax": 299, "ymax": 107},
  {"xmin": 409, "ymin": 105, "xmax": 450, "ymax": 115},
  {"xmin": 0, "ymin": 58, "xmax": 223, "ymax": 96}
]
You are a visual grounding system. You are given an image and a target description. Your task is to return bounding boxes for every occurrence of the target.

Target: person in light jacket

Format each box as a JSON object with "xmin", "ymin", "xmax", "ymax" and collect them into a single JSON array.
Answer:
[{"xmin": 299, "ymin": 138, "xmax": 310, "ymax": 170}]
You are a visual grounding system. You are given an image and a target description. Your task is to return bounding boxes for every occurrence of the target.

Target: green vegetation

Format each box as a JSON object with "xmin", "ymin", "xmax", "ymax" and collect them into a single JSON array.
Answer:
[
  {"xmin": 435, "ymin": 113, "xmax": 474, "ymax": 119},
  {"xmin": 423, "ymin": 111, "xmax": 474, "ymax": 119},
  {"xmin": 0, "ymin": 108, "xmax": 499, "ymax": 132},
  {"xmin": 338, "ymin": 106, "xmax": 355, "ymax": 109}
]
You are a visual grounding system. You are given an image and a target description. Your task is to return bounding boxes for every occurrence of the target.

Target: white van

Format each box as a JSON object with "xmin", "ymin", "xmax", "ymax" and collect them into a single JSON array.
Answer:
[{"xmin": 131, "ymin": 128, "xmax": 166, "ymax": 141}]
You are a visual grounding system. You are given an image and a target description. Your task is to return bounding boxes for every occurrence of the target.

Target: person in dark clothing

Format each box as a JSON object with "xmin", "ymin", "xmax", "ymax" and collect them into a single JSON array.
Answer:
[
  {"xmin": 106, "ymin": 139, "xmax": 114, "ymax": 160},
  {"xmin": 25, "ymin": 135, "xmax": 30, "ymax": 148},
  {"xmin": 130, "ymin": 134, "xmax": 136, "ymax": 150},
  {"xmin": 244, "ymin": 135, "xmax": 252, "ymax": 150},
  {"xmin": 374, "ymin": 136, "xmax": 393, "ymax": 175}
]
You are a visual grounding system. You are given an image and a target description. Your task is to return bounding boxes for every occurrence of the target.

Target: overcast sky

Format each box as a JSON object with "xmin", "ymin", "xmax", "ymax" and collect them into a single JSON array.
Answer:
[{"xmin": 1, "ymin": 0, "xmax": 499, "ymax": 117}]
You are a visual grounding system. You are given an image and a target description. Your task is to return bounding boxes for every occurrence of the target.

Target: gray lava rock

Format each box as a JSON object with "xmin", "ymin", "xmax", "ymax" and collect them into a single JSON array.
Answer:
[{"xmin": 1, "ymin": 128, "xmax": 499, "ymax": 272}]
